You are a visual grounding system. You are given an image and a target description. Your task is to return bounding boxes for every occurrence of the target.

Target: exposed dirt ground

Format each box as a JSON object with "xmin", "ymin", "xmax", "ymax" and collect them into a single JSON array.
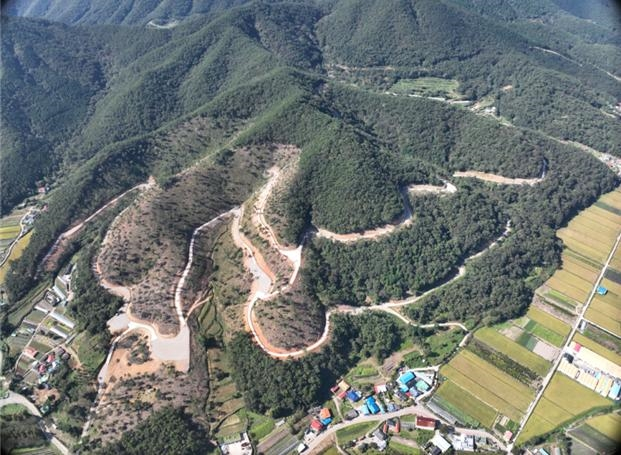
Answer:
[
  {"xmin": 88, "ymin": 320, "xmax": 209, "ymax": 446},
  {"xmin": 453, "ymin": 170, "xmax": 542, "ymax": 185}
]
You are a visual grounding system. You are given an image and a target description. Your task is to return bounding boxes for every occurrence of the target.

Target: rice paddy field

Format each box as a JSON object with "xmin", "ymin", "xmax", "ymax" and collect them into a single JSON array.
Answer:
[
  {"xmin": 517, "ymin": 374, "xmax": 612, "ymax": 444},
  {"xmin": 433, "ymin": 380, "xmax": 497, "ymax": 427},
  {"xmin": 541, "ymin": 188, "xmax": 621, "ymax": 312},
  {"xmin": 0, "ymin": 230, "xmax": 33, "ymax": 283},
  {"xmin": 583, "ymin": 412, "xmax": 621, "ymax": 443},
  {"xmin": 438, "ymin": 350, "xmax": 535, "ymax": 424},
  {"xmin": 474, "ymin": 327, "xmax": 551, "ymax": 376}
]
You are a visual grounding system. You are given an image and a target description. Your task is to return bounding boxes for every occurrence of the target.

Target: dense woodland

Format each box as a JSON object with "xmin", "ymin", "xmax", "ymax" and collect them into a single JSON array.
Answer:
[
  {"xmin": 95, "ymin": 407, "xmax": 213, "ymax": 455},
  {"xmin": 1, "ymin": 0, "xmax": 620, "ymax": 441},
  {"xmin": 229, "ymin": 312, "xmax": 403, "ymax": 415}
]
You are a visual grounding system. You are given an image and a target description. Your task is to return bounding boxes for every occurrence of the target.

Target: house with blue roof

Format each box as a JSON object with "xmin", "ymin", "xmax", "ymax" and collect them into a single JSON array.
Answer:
[
  {"xmin": 366, "ymin": 396, "xmax": 380, "ymax": 414},
  {"xmin": 346, "ymin": 390, "xmax": 361, "ymax": 402}
]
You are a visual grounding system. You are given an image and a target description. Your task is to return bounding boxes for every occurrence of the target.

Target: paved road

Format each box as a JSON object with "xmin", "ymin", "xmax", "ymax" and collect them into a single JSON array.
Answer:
[
  {"xmin": 0, "ymin": 391, "xmax": 70, "ymax": 454},
  {"xmin": 512, "ymin": 231, "xmax": 621, "ymax": 450},
  {"xmin": 306, "ymin": 402, "xmax": 506, "ymax": 454}
]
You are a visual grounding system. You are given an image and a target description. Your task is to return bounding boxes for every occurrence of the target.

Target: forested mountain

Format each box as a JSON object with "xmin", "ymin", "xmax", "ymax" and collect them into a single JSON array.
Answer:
[
  {"xmin": 2, "ymin": 0, "xmax": 252, "ymax": 25},
  {"xmin": 2, "ymin": 0, "xmax": 620, "ymax": 450},
  {"xmin": 2, "ymin": 0, "xmax": 619, "ymax": 300}
]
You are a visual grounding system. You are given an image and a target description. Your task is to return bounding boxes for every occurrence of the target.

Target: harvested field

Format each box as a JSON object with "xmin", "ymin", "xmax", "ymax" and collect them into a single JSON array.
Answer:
[
  {"xmin": 434, "ymin": 380, "xmax": 497, "ymax": 427},
  {"xmin": 531, "ymin": 340, "xmax": 559, "ymax": 361},
  {"xmin": 474, "ymin": 328, "xmax": 550, "ymax": 375}
]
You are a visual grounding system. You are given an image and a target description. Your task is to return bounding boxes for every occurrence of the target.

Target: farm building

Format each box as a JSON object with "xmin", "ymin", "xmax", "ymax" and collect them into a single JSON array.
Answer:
[
  {"xmin": 416, "ymin": 380, "xmax": 430, "ymax": 392},
  {"xmin": 429, "ymin": 434, "xmax": 452, "ymax": 453},
  {"xmin": 450, "ymin": 433, "xmax": 474, "ymax": 452},
  {"xmin": 415, "ymin": 416, "xmax": 437, "ymax": 430},
  {"xmin": 374, "ymin": 384, "xmax": 387, "ymax": 394},
  {"xmin": 23, "ymin": 346, "xmax": 38, "ymax": 359},
  {"xmin": 366, "ymin": 396, "xmax": 380, "ymax": 414},
  {"xmin": 319, "ymin": 408, "xmax": 332, "ymax": 425},
  {"xmin": 310, "ymin": 419, "xmax": 324, "ymax": 433},
  {"xmin": 596, "ymin": 286, "xmax": 608, "ymax": 295},
  {"xmin": 398, "ymin": 371, "xmax": 416, "ymax": 391},
  {"xmin": 219, "ymin": 432, "xmax": 252, "ymax": 455},
  {"xmin": 49, "ymin": 312, "xmax": 75, "ymax": 329},
  {"xmin": 34, "ymin": 302, "xmax": 52, "ymax": 313},
  {"xmin": 561, "ymin": 342, "xmax": 621, "ymax": 397},
  {"xmin": 50, "ymin": 326, "xmax": 69, "ymax": 339},
  {"xmin": 346, "ymin": 390, "xmax": 361, "ymax": 402},
  {"xmin": 372, "ymin": 429, "xmax": 388, "ymax": 450}
]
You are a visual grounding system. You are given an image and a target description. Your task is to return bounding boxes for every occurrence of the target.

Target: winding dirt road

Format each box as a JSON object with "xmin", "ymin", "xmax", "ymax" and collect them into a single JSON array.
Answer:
[
  {"xmin": 453, "ymin": 170, "xmax": 543, "ymax": 185},
  {"xmin": 231, "ymin": 168, "xmax": 514, "ymax": 359}
]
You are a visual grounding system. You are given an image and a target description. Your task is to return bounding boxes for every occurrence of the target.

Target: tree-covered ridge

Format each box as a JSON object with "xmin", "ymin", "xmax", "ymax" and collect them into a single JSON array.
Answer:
[
  {"xmin": 229, "ymin": 312, "xmax": 403, "ymax": 416},
  {"xmin": 95, "ymin": 407, "xmax": 213, "ymax": 455},
  {"xmin": 304, "ymin": 185, "xmax": 504, "ymax": 305},
  {"xmin": 2, "ymin": 0, "xmax": 620, "ymax": 320},
  {"xmin": 0, "ymin": 17, "xmax": 107, "ymax": 213},
  {"xmin": 2, "ymin": 0, "xmax": 252, "ymax": 25}
]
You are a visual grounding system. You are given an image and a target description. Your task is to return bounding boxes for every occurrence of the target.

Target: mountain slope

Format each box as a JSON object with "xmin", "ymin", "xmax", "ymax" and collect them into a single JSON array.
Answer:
[{"xmin": 2, "ymin": 0, "xmax": 252, "ymax": 25}]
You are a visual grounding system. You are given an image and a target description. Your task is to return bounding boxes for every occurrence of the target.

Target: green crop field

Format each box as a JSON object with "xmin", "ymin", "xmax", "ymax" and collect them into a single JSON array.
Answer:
[
  {"xmin": 434, "ymin": 380, "xmax": 497, "ymax": 427},
  {"xmin": 388, "ymin": 441, "xmax": 421, "ymax": 455},
  {"xmin": 389, "ymin": 77, "xmax": 461, "ymax": 98},
  {"xmin": 543, "ymin": 289, "xmax": 578, "ymax": 311},
  {"xmin": 547, "ymin": 275, "xmax": 589, "ymax": 303},
  {"xmin": 518, "ymin": 373, "xmax": 612, "ymax": 444},
  {"xmin": 527, "ymin": 307, "xmax": 571, "ymax": 336},
  {"xmin": 475, "ymin": 327, "xmax": 550, "ymax": 375},
  {"xmin": 529, "ymin": 323, "xmax": 565, "ymax": 347},
  {"xmin": 336, "ymin": 421, "xmax": 378, "ymax": 444}
]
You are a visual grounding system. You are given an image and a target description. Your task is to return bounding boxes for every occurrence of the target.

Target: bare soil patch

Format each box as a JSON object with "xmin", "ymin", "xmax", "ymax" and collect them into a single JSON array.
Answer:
[{"xmin": 88, "ymin": 321, "xmax": 210, "ymax": 446}]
